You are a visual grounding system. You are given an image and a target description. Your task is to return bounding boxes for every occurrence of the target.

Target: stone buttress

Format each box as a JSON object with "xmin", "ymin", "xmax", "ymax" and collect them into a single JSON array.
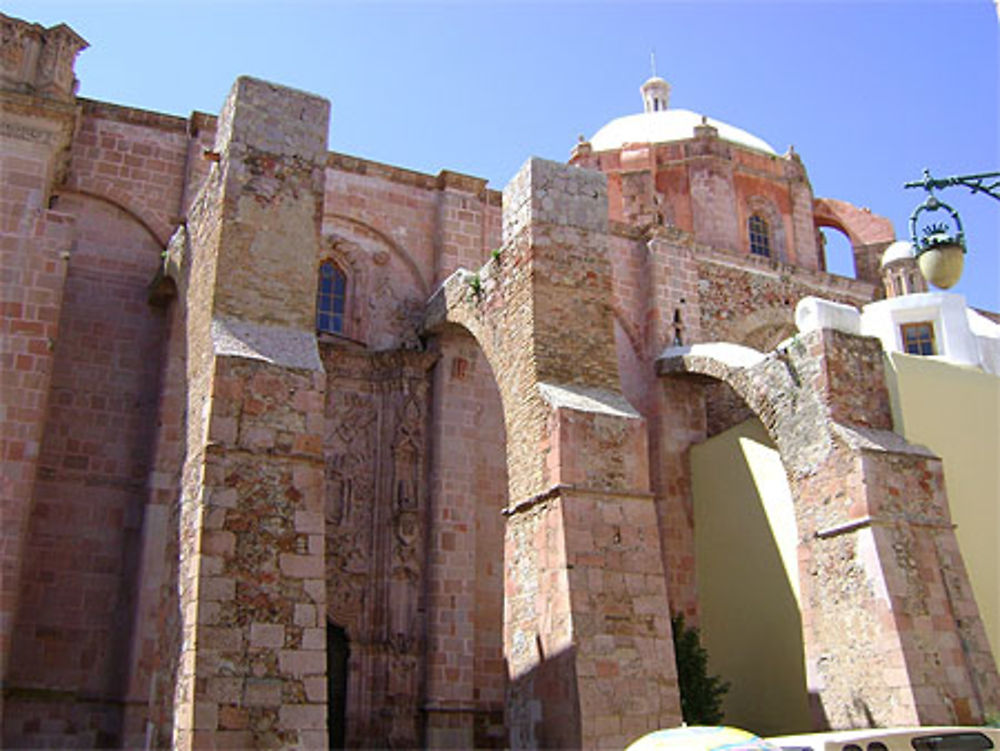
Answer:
[
  {"xmin": 168, "ymin": 77, "xmax": 330, "ymax": 749},
  {"xmin": 660, "ymin": 329, "xmax": 1000, "ymax": 728},
  {"xmin": 426, "ymin": 158, "xmax": 681, "ymax": 749}
]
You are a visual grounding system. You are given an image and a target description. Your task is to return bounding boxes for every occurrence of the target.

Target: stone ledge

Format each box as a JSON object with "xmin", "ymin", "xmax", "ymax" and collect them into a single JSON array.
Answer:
[
  {"xmin": 211, "ymin": 317, "xmax": 323, "ymax": 372},
  {"xmin": 831, "ymin": 423, "xmax": 937, "ymax": 458},
  {"xmin": 814, "ymin": 514, "xmax": 956, "ymax": 540},
  {"xmin": 79, "ymin": 97, "xmax": 195, "ymax": 133},
  {"xmin": 537, "ymin": 382, "xmax": 639, "ymax": 418},
  {"xmin": 503, "ymin": 483, "xmax": 655, "ymax": 517}
]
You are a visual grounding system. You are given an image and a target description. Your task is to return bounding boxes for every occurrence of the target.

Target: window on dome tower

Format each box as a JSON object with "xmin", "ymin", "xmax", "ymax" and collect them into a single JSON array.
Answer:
[
  {"xmin": 748, "ymin": 214, "xmax": 771, "ymax": 258},
  {"xmin": 316, "ymin": 260, "xmax": 347, "ymax": 335}
]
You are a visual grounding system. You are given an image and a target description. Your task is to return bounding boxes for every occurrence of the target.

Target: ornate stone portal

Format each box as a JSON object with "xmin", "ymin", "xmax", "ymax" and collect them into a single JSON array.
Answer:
[{"xmin": 320, "ymin": 347, "xmax": 436, "ymax": 749}]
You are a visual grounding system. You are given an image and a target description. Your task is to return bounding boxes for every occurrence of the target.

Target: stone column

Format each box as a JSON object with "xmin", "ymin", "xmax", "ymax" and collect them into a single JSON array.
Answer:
[
  {"xmin": 171, "ymin": 77, "xmax": 331, "ymax": 750},
  {"xmin": 426, "ymin": 158, "xmax": 681, "ymax": 748},
  {"xmin": 432, "ymin": 170, "xmax": 492, "ymax": 287}
]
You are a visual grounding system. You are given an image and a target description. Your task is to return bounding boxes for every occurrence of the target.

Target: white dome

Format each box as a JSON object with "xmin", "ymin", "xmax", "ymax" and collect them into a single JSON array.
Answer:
[
  {"xmin": 589, "ymin": 108, "xmax": 777, "ymax": 155},
  {"xmin": 880, "ymin": 240, "xmax": 916, "ymax": 268}
]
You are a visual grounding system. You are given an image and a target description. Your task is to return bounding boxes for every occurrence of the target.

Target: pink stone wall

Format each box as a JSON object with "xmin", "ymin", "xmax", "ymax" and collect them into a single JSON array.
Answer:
[
  {"xmin": 425, "ymin": 330, "xmax": 508, "ymax": 747},
  {"xmin": 3, "ymin": 189, "xmax": 167, "ymax": 747},
  {"xmin": 66, "ymin": 102, "xmax": 192, "ymax": 246},
  {"xmin": 131, "ymin": 291, "xmax": 187, "ymax": 749},
  {"xmin": 323, "ymin": 155, "xmax": 501, "ymax": 296}
]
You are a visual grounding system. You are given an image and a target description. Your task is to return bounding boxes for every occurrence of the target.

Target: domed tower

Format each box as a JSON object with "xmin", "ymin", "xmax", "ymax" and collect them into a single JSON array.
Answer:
[
  {"xmin": 880, "ymin": 240, "xmax": 927, "ymax": 297},
  {"xmin": 569, "ymin": 75, "xmax": 825, "ymax": 271}
]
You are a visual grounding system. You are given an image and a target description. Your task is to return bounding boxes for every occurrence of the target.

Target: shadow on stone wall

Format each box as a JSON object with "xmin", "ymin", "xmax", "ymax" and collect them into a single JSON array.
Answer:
[{"xmin": 506, "ymin": 644, "xmax": 581, "ymax": 749}]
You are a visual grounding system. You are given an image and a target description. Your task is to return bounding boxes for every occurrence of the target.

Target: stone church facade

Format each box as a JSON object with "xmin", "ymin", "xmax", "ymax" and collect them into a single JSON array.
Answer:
[{"xmin": 2, "ymin": 14, "xmax": 997, "ymax": 750}]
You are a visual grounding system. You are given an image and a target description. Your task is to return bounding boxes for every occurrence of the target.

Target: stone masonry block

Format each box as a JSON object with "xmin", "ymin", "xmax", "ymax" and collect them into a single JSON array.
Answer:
[
  {"xmin": 278, "ymin": 649, "xmax": 324, "ymax": 678},
  {"xmin": 249, "ymin": 622, "xmax": 285, "ymax": 649},
  {"xmin": 293, "ymin": 603, "xmax": 317, "ymax": 627},
  {"xmin": 279, "ymin": 553, "xmax": 323, "ymax": 579},
  {"xmin": 278, "ymin": 703, "xmax": 326, "ymax": 730},
  {"xmin": 294, "ymin": 509, "xmax": 324, "ymax": 533},
  {"xmin": 303, "ymin": 676, "xmax": 327, "ymax": 702},
  {"xmin": 502, "ymin": 157, "xmax": 607, "ymax": 244},
  {"xmin": 192, "ymin": 702, "xmax": 218, "ymax": 731},
  {"xmin": 243, "ymin": 678, "xmax": 282, "ymax": 707},
  {"xmin": 215, "ymin": 77, "xmax": 330, "ymax": 163}
]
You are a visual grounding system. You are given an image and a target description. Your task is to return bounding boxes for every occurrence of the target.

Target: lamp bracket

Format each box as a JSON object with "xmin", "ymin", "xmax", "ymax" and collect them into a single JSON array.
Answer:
[{"xmin": 904, "ymin": 168, "xmax": 1000, "ymax": 202}]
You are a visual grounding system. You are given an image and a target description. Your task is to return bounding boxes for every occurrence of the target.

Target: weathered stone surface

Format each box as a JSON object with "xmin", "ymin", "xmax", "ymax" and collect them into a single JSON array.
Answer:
[{"xmin": 166, "ymin": 76, "xmax": 331, "ymax": 751}]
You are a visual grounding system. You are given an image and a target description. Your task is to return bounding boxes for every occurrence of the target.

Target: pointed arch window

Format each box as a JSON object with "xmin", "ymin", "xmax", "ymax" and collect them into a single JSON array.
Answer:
[
  {"xmin": 748, "ymin": 214, "xmax": 771, "ymax": 257},
  {"xmin": 317, "ymin": 260, "xmax": 347, "ymax": 335}
]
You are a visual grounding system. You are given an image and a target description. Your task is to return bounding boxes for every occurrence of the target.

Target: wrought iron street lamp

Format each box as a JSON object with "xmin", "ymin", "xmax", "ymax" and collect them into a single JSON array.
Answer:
[{"xmin": 904, "ymin": 169, "xmax": 1000, "ymax": 289}]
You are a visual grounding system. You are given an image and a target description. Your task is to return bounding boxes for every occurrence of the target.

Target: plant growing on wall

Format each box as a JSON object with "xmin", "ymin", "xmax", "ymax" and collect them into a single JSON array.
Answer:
[
  {"xmin": 467, "ymin": 272, "xmax": 483, "ymax": 299},
  {"xmin": 671, "ymin": 613, "xmax": 730, "ymax": 725}
]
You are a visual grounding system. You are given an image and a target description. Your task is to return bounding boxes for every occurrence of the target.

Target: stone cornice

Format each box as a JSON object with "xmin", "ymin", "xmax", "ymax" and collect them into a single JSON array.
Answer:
[
  {"xmin": 327, "ymin": 150, "xmax": 501, "ymax": 205},
  {"xmin": 0, "ymin": 88, "xmax": 78, "ymax": 130}
]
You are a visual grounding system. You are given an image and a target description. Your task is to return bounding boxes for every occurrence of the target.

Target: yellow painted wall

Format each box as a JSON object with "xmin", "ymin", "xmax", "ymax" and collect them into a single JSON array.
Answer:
[
  {"xmin": 883, "ymin": 351, "xmax": 1000, "ymax": 661},
  {"xmin": 691, "ymin": 419, "xmax": 813, "ymax": 736}
]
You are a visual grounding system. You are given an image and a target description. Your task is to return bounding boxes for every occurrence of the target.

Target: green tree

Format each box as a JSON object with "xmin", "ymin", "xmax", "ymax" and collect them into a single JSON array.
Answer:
[{"xmin": 671, "ymin": 613, "xmax": 730, "ymax": 725}]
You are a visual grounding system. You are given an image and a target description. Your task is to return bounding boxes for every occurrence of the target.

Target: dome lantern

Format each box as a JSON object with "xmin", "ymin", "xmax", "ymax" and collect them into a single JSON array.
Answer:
[{"xmin": 641, "ymin": 76, "xmax": 671, "ymax": 113}]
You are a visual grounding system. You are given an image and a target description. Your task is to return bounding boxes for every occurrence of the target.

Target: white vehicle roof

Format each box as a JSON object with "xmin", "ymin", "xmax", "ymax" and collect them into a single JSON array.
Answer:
[{"xmin": 768, "ymin": 726, "xmax": 998, "ymax": 751}]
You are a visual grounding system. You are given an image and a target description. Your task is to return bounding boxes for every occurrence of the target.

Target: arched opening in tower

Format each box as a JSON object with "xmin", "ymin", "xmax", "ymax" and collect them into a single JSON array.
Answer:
[{"xmin": 818, "ymin": 225, "xmax": 856, "ymax": 279}]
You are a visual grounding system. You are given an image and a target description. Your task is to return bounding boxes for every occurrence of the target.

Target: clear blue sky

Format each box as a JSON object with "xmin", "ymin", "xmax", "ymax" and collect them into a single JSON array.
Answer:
[{"xmin": 11, "ymin": 1, "xmax": 1000, "ymax": 311}]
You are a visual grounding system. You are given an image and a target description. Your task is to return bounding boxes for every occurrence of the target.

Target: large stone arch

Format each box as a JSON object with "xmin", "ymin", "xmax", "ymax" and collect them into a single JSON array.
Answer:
[
  {"xmin": 728, "ymin": 306, "xmax": 798, "ymax": 353},
  {"xmin": 424, "ymin": 158, "xmax": 681, "ymax": 748},
  {"xmin": 321, "ymin": 216, "xmax": 428, "ymax": 350},
  {"xmin": 5, "ymin": 186, "xmax": 172, "ymax": 749},
  {"xmin": 813, "ymin": 197, "xmax": 895, "ymax": 285},
  {"xmin": 658, "ymin": 332, "xmax": 1000, "ymax": 729}
]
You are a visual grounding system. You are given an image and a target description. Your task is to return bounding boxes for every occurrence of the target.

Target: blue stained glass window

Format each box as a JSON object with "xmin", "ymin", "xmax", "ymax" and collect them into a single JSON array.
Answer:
[{"xmin": 317, "ymin": 261, "xmax": 346, "ymax": 334}]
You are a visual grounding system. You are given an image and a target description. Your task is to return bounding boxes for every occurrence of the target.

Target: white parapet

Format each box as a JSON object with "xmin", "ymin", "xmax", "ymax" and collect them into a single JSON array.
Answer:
[
  {"xmin": 860, "ymin": 291, "xmax": 998, "ymax": 374},
  {"xmin": 795, "ymin": 297, "xmax": 861, "ymax": 336}
]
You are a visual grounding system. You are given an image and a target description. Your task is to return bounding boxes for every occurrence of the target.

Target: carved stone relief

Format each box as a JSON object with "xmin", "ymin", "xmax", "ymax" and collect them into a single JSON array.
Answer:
[
  {"xmin": 320, "ymin": 345, "xmax": 436, "ymax": 749},
  {"xmin": 323, "ymin": 380, "xmax": 377, "ymax": 628}
]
